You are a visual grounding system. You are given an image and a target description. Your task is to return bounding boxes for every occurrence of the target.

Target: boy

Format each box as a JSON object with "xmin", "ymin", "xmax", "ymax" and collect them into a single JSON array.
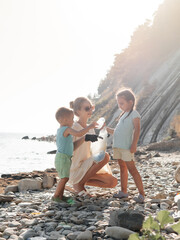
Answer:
[{"xmin": 52, "ymin": 107, "xmax": 97, "ymax": 202}]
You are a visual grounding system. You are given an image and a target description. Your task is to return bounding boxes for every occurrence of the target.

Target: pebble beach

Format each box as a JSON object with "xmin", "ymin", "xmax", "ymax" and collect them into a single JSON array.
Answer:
[{"xmin": 0, "ymin": 148, "xmax": 180, "ymax": 240}]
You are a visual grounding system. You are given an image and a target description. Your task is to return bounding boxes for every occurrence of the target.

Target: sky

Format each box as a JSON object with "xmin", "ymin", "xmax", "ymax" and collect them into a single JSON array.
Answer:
[{"xmin": 0, "ymin": 0, "xmax": 164, "ymax": 135}]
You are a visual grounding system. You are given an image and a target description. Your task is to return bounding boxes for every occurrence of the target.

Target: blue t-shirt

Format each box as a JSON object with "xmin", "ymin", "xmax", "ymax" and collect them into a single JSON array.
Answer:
[
  {"xmin": 56, "ymin": 126, "xmax": 73, "ymax": 157},
  {"xmin": 113, "ymin": 110, "xmax": 141, "ymax": 150}
]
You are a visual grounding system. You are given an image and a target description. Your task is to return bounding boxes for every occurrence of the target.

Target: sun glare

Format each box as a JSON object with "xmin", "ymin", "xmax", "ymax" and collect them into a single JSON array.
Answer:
[{"xmin": 0, "ymin": 0, "xmax": 164, "ymax": 133}]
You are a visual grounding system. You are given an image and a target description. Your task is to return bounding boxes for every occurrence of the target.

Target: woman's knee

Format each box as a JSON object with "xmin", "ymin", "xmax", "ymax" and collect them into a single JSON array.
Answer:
[{"xmin": 109, "ymin": 176, "xmax": 118, "ymax": 188}]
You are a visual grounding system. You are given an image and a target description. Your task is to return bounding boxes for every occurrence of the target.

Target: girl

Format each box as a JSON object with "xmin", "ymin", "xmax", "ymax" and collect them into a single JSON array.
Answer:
[
  {"xmin": 106, "ymin": 89, "xmax": 145, "ymax": 203},
  {"xmin": 69, "ymin": 97, "xmax": 117, "ymax": 196}
]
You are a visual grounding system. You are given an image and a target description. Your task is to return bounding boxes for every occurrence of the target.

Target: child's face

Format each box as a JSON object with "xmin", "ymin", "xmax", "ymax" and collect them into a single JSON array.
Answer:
[
  {"xmin": 62, "ymin": 113, "xmax": 74, "ymax": 127},
  {"xmin": 117, "ymin": 96, "xmax": 133, "ymax": 112}
]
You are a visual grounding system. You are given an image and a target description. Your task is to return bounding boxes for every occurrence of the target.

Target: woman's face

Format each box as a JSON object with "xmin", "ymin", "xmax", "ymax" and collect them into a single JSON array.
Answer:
[{"xmin": 78, "ymin": 100, "xmax": 94, "ymax": 119}]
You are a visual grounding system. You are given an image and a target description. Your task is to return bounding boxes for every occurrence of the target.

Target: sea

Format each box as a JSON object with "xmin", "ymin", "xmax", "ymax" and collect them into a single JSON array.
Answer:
[{"xmin": 0, "ymin": 132, "xmax": 56, "ymax": 177}]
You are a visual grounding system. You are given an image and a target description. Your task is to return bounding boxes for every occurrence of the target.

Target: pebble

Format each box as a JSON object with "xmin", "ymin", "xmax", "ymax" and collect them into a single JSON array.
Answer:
[{"xmin": 0, "ymin": 152, "xmax": 180, "ymax": 239}]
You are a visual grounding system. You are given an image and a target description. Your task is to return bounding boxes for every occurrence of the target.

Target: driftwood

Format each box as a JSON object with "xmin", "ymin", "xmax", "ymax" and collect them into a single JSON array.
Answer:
[
  {"xmin": 0, "ymin": 194, "xmax": 14, "ymax": 202},
  {"xmin": 146, "ymin": 138, "xmax": 180, "ymax": 151}
]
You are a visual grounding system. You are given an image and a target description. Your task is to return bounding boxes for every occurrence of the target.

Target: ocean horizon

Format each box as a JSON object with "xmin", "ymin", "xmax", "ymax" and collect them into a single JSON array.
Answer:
[{"xmin": 0, "ymin": 132, "xmax": 56, "ymax": 177}]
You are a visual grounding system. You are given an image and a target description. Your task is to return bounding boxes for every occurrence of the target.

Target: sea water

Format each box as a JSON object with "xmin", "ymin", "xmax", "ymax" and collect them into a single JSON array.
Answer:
[{"xmin": 0, "ymin": 132, "xmax": 56, "ymax": 177}]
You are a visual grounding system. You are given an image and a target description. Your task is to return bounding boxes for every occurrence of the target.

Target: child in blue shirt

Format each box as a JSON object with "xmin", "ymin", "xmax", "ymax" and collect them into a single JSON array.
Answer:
[
  {"xmin": 52, "ymin": 107, "xmax": 97, "ymax": 202},
  {"xmin": 107, "ymin": 89, "xmax": 145, "ymax": 203}
]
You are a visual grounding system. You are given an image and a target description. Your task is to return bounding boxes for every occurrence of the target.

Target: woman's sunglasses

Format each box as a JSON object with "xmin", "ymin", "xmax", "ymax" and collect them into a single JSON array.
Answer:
[{"xmin": 84, "ymin": 106, "xmax": 94, "ymax": 112}]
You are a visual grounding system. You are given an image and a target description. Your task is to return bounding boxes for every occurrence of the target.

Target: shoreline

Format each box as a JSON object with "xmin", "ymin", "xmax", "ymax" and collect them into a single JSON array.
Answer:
[
  {"xmin": 0, "ymin": 150, "xmax": 180, "ymax": 239},
  {"xmin": 0, "ymin": 147, "xmax": 179, "ymax": 194}
]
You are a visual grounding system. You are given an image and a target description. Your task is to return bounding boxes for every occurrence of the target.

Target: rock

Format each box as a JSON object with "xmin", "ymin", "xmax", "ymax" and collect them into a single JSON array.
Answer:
[
  {"xmin": 109, "ymin": 210, "xmax": 144, "ymax": 231},
  {"xmin": 22, "ymin": 136, "xmax": 29, "ymax": 140},
  {"xmin": 175, "ymin": 165, "xmax": 180, "ymax": 183},
  {"xmin": 76, "ymin": 230, "xmax": 92, "ymax": 240},
  {"xmin": 0, "ymin": 194, "xmax": 14, "ymax": 202},
  {"xmin": 28, "ymin": 238, "xmax": 47, "ymax": 240},
  {"xmin": 4, "ymin": 185, "xmax": 18, "ymax": 194},
  {"xmin": 47, "ymin": 150, "xmax": 57, "ymax": 154},
  {"xmin": 18, "ymin": 178, "xmax": 42, "ymax": 192},
  {"xmin": 67, "ymin": 231, "xmax": 82, "ymax": 240},
  {"xmin": 42, "ymin": 174, "xmax": 55, "ymax": 189},
  {"xmin": 19, "ymin": 229, "xmax": 37, "ymax": 239},
  {"xmin": 105, "ymin": 226, "xmax": 134, "ymax": 239}
]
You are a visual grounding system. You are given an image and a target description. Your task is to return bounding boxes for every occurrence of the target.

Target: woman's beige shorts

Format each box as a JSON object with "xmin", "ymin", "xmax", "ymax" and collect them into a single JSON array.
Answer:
[{"xmin": 113, "ymin": 148, "xmax": 134, "ymax": 162}]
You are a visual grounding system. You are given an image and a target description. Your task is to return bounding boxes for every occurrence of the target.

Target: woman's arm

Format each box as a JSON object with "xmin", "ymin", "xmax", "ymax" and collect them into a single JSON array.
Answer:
[
  {"xmin": 106, "ymin": 127, "xmax": 114, "ymax": 135},
  {"xmin": 73, "ymin": 137, "xmax": 85, "ymax": 151},
  {"xmin": 130, "ymin": 118, "xmax": 140, "ymax": 153}
]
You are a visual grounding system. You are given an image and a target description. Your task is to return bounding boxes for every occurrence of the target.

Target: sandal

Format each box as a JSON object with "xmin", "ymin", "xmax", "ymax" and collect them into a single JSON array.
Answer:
[
  {"xmin": 133, "ymin": 194, "xmax": 145, "ymax": 203},
  {"xmin": 51, "ymin": 196, "xmax": 64, "ymax": 203},
  {"xmin": 113, "ymin": 191, "xmax": 129, "ymax": 199}
]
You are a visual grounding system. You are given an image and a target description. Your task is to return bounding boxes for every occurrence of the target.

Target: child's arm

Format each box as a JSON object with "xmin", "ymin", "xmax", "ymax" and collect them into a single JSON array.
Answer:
[
  {"xmin": 106, "ymin": 127, "xmax": 114, "ymax": 135},
  {"xmin": 130, "ymin": 118, "xmax": 140, "ymax": 153},
  {"xmin": 73, "ymin": 137, "xmax": 85, "ymax": 151},
  {"xmin": 64, "ymin": 122, "xmax": 97, "ymax": 138}
]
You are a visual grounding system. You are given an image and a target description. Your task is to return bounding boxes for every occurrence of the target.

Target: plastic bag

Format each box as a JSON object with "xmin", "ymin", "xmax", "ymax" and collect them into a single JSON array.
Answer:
[{"xmin": 91, "ymin": 128, "xmax": 107, "ymax": 163}]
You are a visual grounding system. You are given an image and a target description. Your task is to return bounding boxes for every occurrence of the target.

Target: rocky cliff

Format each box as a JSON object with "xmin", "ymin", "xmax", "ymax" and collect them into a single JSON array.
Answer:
[{"xmin": 91, "ymin": 0, "xmax": 180, "ymax": 145}]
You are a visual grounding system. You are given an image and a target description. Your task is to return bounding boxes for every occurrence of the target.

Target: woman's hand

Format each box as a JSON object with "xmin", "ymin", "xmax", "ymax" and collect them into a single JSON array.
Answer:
[{"xmin": 89, "ymin": 121, "xmax": 97, "ymax": 129}]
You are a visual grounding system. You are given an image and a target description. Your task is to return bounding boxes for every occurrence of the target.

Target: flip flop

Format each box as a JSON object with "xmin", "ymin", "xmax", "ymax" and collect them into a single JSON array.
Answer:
[
  {"xmin": 77, "ymin": 190, "xmax": 92, "ymax": 198},
  {"xmin": 113, "ymin": 191, "xmax": 129, "ymax": 199}
]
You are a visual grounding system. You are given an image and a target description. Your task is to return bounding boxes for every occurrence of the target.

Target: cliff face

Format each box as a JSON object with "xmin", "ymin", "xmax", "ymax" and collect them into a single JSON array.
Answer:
[
  {"xmin": 91, "ymin": 0, "xmax": 180, "ymax": 145},
  {"xmin": 107, "ymin": 49, "xmax": 180, "ymax": 144},
  {"xmin": 138, "ymin": 49, "xmax": 180, "ymax": 144}
]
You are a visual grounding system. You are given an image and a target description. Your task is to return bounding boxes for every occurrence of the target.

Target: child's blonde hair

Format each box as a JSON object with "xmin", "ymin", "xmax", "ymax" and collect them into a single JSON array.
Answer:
[
  {"xmin": 116, "ymin": 88, "xmax": 136, "ymax": 120},
  {"xmin": 55, "ymin": 107, "xmax": 73, "ymax": 122},
  {"xmin": 70, "ymin": 97, "xmax": 92, "ymax": 116}
]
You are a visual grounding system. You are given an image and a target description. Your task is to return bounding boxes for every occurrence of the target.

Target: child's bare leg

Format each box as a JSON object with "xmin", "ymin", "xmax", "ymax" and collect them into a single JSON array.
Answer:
[
  {"xmin": 118, "ymin": 159, "xmax": 128, "ymax": 193},
  {"xmin": 125, "ymin": 161, "xmax": 145, "ymax": 196},
  {"xmin": 54, "ymin": 177, "xmax": 69, "ymax": 199},
  {"xmin": 73, "ymin": 152, "xmax": 109, "ymax": 192}
]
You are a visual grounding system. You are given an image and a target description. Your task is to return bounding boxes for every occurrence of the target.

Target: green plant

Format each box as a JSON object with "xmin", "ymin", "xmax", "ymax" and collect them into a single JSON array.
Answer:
[{"xmin": 128, "ymin": 210, "xmax": 180, "ymax": 240}]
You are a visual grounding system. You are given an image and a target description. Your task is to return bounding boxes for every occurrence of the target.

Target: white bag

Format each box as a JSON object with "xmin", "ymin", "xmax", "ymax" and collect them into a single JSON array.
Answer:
[{"xmin": 91, "ymin": 128, "xmax": 107, "ymax": 163}]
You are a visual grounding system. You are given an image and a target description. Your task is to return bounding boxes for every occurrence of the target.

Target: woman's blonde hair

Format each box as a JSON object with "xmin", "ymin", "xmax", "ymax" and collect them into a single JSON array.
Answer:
[{"xmin": 70, "ymin": 97, "xmax": 92, "ymax": 116}]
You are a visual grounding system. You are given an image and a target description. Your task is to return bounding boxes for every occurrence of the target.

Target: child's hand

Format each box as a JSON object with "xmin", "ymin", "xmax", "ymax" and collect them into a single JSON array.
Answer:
[
  {"xmin": 130, "ymin": 144, "xmax": 137, "ymax": 153},
  {"xmin": 99, "ymin": 122, "xmax": 106, "ymax": 130}
]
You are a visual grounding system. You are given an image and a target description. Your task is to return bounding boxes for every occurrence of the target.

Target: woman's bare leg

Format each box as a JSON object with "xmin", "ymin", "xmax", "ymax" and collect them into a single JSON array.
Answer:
[
  {"xmin": 85, "ymin": 173, "xmax": 117, "ymax": 188},
  {"xmin": 118, "ymin": 159, "xmax": 128, "ymax": 194},
  {"xmin": 73, "ymin": 152, "xmax": 112, "ymax": 192},
  {"xmin": 125, "ymin": 161, "xmax": 145, "ymax": 196}
]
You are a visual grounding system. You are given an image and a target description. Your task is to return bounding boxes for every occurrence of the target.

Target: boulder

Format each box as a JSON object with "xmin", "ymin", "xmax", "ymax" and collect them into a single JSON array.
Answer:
[
  {"xmin": 109, "ymin": 209, "xmax": 144, "ymax": 231},
  {"xmin": 42, "ymin": 174, "xmax": 55, "ymax": 189},
  {"xmin": 4, "ymin": 185, "xmax": 18, "ymax": 194},
  {"xmin": 22, "ymin": 136, "xmax": 29, "ymax": 140},
  {"xmin": 175, "ymin": 165, "xmax": 180, "ymax": 183},
  {"xmin": 47, "ymin": 150, "xmax": 57, "ymax": 154},
  {"xmin": 105, "ymin": 226, "xmax": 134, "ymax": 240},
  {"xmin": 18, "ymin": 178, "xmax": 42, "ymax": 192},
  {"xmin": 76, "ymin": 230, "xmax": 92, "ymax": 240}
]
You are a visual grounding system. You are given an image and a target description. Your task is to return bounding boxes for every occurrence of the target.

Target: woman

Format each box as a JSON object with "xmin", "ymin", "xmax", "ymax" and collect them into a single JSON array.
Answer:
[{"xmin": 69, "ymin": 97, "xmax": 117, "ymax": 195}]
